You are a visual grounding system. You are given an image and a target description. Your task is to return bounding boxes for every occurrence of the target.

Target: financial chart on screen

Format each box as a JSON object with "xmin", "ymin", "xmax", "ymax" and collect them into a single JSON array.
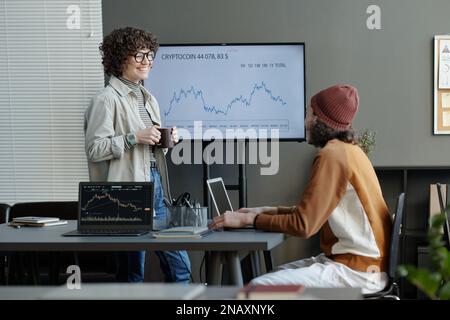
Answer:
[
  {"xmin": 144, "ymin": 44, "xmax": 305, "ymax": 140},
  {"xmin": 79, "ymin": 184, "xmax": 152, "ymax": 225}
]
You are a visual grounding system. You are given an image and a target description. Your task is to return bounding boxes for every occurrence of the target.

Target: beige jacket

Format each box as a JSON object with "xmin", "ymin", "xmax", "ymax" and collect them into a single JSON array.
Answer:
[
  {"xmin": 256, "ymin": 139, "xmax": 392, "ymax": 273},
  {"xmin": 84, "ymin": 75, "xmax": 171, "ymax": 198}
]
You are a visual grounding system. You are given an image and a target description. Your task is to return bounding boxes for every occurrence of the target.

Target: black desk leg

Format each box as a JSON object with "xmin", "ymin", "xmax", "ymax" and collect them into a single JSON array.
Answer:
[
  {"xmin": 6, "ymin": 254, "xmax": 15, "ymax": 284},
  {"xmin": 73, "ymin": 252, "xmax": 80, "ymax": 268},
  {"xmin": 204, "ymin": 251, "xmax": 210, "ymax": 284},
  {"xmin": 18, "ymin": 253, "xmax": 25, "ymax": 284},
  {"xmin": 30, "ymin": 253, "xmax": 40, "ymax": 285},
  {"xmin": 250, "ymin": 251, "xmax": 261, "ymax": 277},
  {"xmin": 49, "ymin": 252, "xmax": 60, "ymax": 285},
  {"xmin": 263, "ymin": 250, "xmax": 273, "ymax": 272},
  {"xmin": 0, "ymin": 255, "xmax": 5, "ymax": 285},
  {"xmin": 225, "ymin": 252, "xmax": 243, "ymax": 287},
  {"xmin": 206, "ymin": 251, "xmax": 222, "ymax": 285}
]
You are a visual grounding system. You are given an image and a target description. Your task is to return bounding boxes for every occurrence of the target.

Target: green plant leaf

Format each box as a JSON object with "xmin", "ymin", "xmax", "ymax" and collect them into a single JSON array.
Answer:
[
  {"xmin": 438, "ymin": 282, "xmax": 450, "ymax": 300},
  {"xmin": 397, "ymin": 265, "xmax": 409, "ymax": 277},
  {"xmin": 400, "ymin": 210, "xmax": 450, "ymax": 299},
  {"xmin": 427, "ymin": 232, "xmax": 444, "ymax": 249},
  {"xmin": 442, "ymin": 251, "xmax": 450, "ymax": 281},
  {"xmin": 431, "ymin": 214, "xmax": 446, "ymax": 229},
  {"xmin": 398, "ymin": 265, "xmax": 441, "ymax": 299}
]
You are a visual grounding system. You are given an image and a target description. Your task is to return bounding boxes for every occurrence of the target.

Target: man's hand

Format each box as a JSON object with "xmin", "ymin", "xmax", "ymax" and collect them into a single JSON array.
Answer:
[
  {"xmin": 136, "ymin": 126, "xmax": 161, "ymax": 145},
  {"xmin": 171, "ymin": 126, "xmax": 179, "ymax": 144},
  {"xmin": 237, "ymin": 206, "xmax": 277, "ymax": 215},
  {"xmin": 209, "ymin": 211, "xmax": 257, "ymax": 230}
]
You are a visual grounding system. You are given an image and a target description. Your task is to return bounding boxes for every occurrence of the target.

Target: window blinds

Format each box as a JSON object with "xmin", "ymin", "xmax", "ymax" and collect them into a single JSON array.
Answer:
[{"xmin": 0, "ymin": 0, "xmax": 104, "ymax": 204}]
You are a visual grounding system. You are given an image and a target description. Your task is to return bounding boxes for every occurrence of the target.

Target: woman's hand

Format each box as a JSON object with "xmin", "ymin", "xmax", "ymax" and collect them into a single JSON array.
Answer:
[
  {"xmin": 209, "ymin": 211, "xmax": 257, "ymax": 230},
  {"xmin": 136, "ymin": 126, "xmax": 161, "ymax": 145},
  {"xmin": 171, "ymin": 126, "xmax": 179, "ymax": 144}
]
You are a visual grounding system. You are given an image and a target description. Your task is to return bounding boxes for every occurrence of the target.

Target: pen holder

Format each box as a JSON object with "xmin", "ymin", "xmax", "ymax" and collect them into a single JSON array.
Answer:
[{"xmin": 166, "ymin": 206, "xmax": 208, "ymax": 228}]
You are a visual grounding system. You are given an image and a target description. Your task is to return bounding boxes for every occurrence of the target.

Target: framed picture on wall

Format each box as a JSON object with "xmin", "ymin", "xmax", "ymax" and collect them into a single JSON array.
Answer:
[{"xmin": 434, "ymin": 35, "xmax": 450, "ymax": 134}]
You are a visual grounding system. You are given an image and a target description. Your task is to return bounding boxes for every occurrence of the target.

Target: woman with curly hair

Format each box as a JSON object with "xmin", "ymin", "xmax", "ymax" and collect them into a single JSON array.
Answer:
[
  {"xmin": 210, "ymin": 84, "xmax": 392, "ymax": 294},
  {"xmin": 84, "ymin": 27, "xmax": 191, "ymax": 283}
]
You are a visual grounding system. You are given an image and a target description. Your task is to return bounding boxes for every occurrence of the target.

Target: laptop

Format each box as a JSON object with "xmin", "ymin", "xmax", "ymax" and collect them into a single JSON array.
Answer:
[
  {"xmin": 63, "ymin": 182, "xmax": 153, "ymax": 236},
  {"xmin": 206, "ymin": 177, "xmax": 254, "ymax": 229}
]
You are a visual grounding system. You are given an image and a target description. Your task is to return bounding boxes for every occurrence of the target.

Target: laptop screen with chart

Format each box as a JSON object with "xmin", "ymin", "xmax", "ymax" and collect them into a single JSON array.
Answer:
[
  {"xmin": 144, "ymin": 43, "xmax": 306, "ymax": 141},
  {"xmin": 78, "ymin": 182, "xmax": 153, "ymax": 230}
]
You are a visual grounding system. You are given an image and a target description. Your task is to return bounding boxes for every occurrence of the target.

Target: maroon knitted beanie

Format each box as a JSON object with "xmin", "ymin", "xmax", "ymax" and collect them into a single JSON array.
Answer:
[{"xmin": 310, "ymin": 84, "xmax": 359, "ymax": 131}]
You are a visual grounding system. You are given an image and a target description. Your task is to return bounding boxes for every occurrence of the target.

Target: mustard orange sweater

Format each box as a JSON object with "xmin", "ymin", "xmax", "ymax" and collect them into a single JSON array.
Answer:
[{"xmin": 256, "ymin": 139, "xmax": 392, "ymax": 273}]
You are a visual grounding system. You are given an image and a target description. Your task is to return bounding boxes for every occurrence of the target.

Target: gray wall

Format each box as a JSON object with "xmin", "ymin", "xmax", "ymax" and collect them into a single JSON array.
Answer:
[{"xmin": 102, "ymin": 0, "xmax": 450, "ymax": 273}]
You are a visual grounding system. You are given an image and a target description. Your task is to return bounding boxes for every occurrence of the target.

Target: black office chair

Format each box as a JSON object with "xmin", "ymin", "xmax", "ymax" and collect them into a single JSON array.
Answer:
[
  {"xmin": 436, "ymin": 183, "xmax": 450, "ymax": 248},
  {"xmin": 6, "ymin": 202, "xmax": 79, "ymax": 284},
  {"xmin": 0, "ymin": 203, "xmax": 10, "ymax": 224},
  {"xmin": 363, "ymin": 193, "xmax": 404, "ymax": 300},
  {"xmin": 8, "ymin": 202, "xmax": 116, "ymax": 284},
  {"xmin": 0, "ymin": 203, "xmax": 11, "ymax": 284}
]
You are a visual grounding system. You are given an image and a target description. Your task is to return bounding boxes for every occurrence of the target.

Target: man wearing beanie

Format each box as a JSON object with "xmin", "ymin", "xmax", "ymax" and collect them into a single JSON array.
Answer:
[{"xmin": 211, "ymin": 84, "xmax": 392, "ymax": 294}]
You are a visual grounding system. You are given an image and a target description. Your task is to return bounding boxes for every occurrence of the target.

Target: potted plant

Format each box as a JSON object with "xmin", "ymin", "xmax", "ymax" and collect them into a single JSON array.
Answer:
[
  {"xmin": 397, "ymin": 213, "xmax": 450, "ymax": 300},
  {"xmin": 358, "ymin": 129, "xmax": 376, "ymax": 154}
]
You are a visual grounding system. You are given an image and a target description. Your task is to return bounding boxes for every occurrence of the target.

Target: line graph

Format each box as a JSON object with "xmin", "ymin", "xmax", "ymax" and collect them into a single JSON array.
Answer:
[
  {"xmin": 145, "ymin": 44, "xmax": 306, "ymax": 139},
  {"xmin": 164, "ymin": 81, "xmax": 287, "ymax": 117},
  {"xmin": 81, "ymin": 216, "xmax": 143, "ymax": 222},
  {"xmin": 81, "ymin": 192, "xmax": 142, "ymax": 213}
]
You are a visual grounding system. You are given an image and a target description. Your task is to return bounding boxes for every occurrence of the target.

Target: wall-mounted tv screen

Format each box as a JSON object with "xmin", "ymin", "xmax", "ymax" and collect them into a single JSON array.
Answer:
[{"xmin": 144, "ymin": 43, "xmax": 305, "ymax": 141}]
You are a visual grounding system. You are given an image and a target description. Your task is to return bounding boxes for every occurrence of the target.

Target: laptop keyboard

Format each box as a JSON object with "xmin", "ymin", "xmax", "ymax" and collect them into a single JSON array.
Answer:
[{"xmin": 80, "ymin": 229, "xmax": 148, "ymax": 235}]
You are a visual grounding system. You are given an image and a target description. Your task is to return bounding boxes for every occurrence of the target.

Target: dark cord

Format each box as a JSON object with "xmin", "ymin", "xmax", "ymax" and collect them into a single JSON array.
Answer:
[{"xmin": 199, "ymin": 253, "xmax": 206, "ymax": 284}]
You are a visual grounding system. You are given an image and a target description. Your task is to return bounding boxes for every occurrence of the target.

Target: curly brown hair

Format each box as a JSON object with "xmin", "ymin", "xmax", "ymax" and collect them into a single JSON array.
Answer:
[
  {"xmin": 309, "ymin": 120, "xmax": 358, "ymax": 148},
  {"xmin": 99, "ymin": 27, "xmax": 159, "ymax": 77}
]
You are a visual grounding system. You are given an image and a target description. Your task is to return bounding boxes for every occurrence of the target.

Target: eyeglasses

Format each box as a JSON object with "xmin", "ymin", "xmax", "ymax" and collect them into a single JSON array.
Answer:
[{"xmin": 130, "ymin": 51, "xmax": 155, "ymax": 63}]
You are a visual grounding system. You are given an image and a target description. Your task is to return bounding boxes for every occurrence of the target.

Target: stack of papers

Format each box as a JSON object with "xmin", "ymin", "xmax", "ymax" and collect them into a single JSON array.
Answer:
[
  {"xmin": 9, "ymin": 216, "xmax": 68, "ymax": 227},
  {"xmin": 153, "ymin": 226, "xmax": 211, "ymax": 238}
]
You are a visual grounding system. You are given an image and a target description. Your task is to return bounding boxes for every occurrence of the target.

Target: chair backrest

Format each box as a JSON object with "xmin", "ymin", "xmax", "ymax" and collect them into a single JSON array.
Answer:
[
  {"xmin": 388, "ymin": 193, "xmax": 405, "ymax": 278},
  {"xmin": 436, "ymin": 183, "xmax": 450, "ymax": 247},
  {"xmin": 10, "ymin": 201, "xmax": 78, "ymax": 221},
  {"xmin": 0, "ymin": 203, "xmax": 11, "ymax": 224}
]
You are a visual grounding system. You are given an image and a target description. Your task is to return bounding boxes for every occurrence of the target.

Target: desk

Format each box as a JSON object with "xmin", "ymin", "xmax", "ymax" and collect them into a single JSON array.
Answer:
[
  {"xmin": 0, "ymin": 283, "xmax": 362, "ymax": 300},
  {"xmin": 0, "ymin": 221, "xmax": 285, "ymax": 286}
]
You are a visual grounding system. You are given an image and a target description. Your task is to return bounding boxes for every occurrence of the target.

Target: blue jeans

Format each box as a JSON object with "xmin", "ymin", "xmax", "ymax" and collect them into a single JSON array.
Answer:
[{"xmin": 117, "ymin": 168, "xmax": 191, "ymax": 283}]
